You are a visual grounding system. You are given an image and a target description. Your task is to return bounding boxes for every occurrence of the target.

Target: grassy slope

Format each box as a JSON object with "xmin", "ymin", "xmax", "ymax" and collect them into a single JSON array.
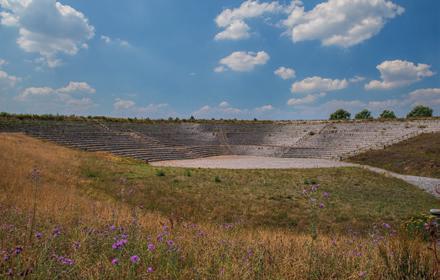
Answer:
[
  {"xmin": 349, "ymin": 132, "xmax": 440, "ymax": 179},
  {"xmin": 82, "ymin": 154, "xmax": 437, "ymax": 233},
  {"xmin": 0, "ymin": 133, "xmax": 438, "ymax": 279}
]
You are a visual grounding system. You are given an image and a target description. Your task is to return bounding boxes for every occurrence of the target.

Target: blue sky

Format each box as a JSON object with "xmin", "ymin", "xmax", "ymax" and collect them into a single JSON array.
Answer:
[{"xmin": 0, "ymin": 0, "xmax": 439, "ymax": 120}]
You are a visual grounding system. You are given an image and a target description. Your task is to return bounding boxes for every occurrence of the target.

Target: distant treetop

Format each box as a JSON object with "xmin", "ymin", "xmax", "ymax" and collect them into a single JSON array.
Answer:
[{"xmin": 330, "ymin": 109, "xmax": 351, "ymax": 120}]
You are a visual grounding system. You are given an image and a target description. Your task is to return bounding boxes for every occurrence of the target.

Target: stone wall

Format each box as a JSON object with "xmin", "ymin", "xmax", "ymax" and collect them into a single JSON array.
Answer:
[{"xmin": 1, "ymin": 118, "xmax": 439, "ymax": 162}]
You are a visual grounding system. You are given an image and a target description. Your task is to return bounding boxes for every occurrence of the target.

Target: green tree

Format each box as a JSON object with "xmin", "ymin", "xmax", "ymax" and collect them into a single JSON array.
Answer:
[
  {"xmin": 355, "ymin": 109, "xmax": 373, "ymax": 120},
  {"xmin": 407, "ymin": 105, "xmax": 433, "ymax": 118},
  {"xmin": 330, "ymin": 109, "xmax": 351, "ymax": 120},
  {"xmin": 379, "ymin": 110, "xmax": 396, "ymax": 119}
]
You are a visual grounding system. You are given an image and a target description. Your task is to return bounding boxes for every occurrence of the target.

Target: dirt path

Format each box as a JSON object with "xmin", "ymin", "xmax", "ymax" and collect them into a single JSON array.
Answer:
[{"xmin": 151, "ymin": 155, "xmax": 440, "ymax": 198}]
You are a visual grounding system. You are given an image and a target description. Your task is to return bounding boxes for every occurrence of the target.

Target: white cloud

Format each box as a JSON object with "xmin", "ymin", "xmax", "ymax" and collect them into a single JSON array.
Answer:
[
  {"xmin": 274, "ymin": 66, "xmax": 296, "ymax": 80},
  {"xmin": 219, "ymin": 101, "xmax": 230, "ymax": 108},
  {"xmin": 215, "ymin": 0, "xmax": 283, "ymax": 40},
  {"xmin": 349, "ymin": 76, "xmax": 366, "ymax": 83},
  {"xmin": 0, "ymin": 59, "xmax": 7, "ymax": 67},
  {"xmin": 0, "ymin": 0, "xmax": 95, "ymax": 67},
  {"xmin": 255, "ymin": 104, "xmax": 274, "ymax": 113},
  {"xmin": 113, "ymin": 98, "xmax": 136, "ymax": 110},
  {"xmin": 0, "ymin": 11, "xmax": 18, "ymax": 25},
  {"xmin": 214, "ymin": 66, "xmax": 227, "ymax": 73},
  {"xmin": 407, "ymin": 88, "xmax": 440, "ymax": 106},
  {"xmin": 193, "ymin": 101, "xmax": 275, "ymax": 119},
  {"xmin": 0, "ymin": 70, "xmax": 20, "ymax": 87},
  {"xmin": 58, "ymin": 81, "xmax": 96, "ymax": 94},
  {"xmin": 18, "ymin": 81, "xmax": 96, "ymax": 108},
  {"xmin": 101, "ymin": 35, "xmax": 111, "ymax": 44},
  {"xmin": 20, "ymin": 86, "xmax": 55, "ymax": 98},
  {"xmin": 100, "ymin": 35, "xmax": 130, "ymax": 47},
  {"xmin": 215, "ymin": 20, "xmax": 250, "ymax": 40},
  {"xmin": 291, "ymin": 76, "xmax": 348, "ymax": 93},
  {"xmin": 193, "ymin": 103, "xmax": 244, "ymax": 118},
  {"xmin": 283, "ymin": 0, "xmax": 404, "ymax": 47},
  {"xmin": 365, "ymin": 60, "xmax": 435, "ymax": 90},
  {"xmin": 113, "ymin": 98, "xmax": 172, "ymax": 117},
  {"xmin": 216, "ymin": 51, "xmax": 270, "ymax": 72},
  {"xmin": 287, "ymin": 92, "xmax": 326, "ymax": 106}
]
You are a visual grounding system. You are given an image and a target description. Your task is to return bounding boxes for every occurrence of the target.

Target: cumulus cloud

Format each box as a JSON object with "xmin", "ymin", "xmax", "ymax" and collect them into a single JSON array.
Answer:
[
  {"xmin": 216, "ymin": 51, "xmax": 270, "ymax": 72},
  {"xmin": 215, "ymin": 20, "xmax": 250, "ymax": 40},
  {"xmin": 215, "ymin": 0, "xmax": 283, "ymax": 40},
  {"xmin": 407, "ymin": 88, "xmax": 440, "ymax": 106},
  {"xmin": 0, "ymin": 0, "xmax": 95, "ymax": 67},
  {"xmin": 58, "ymin": 81, "xmax": 96, "ymax": 94},
  {"xmin": 283, "ymin": 0, "xmax": 404, "ymax": 47},
  {"xmin": 365, "ymin": 60, "xmax": 435, "ymax": 90},
  {"xmin": 255, "ymin": 104, "xmax": 274, "ymax": 113},
  {"xmin": 274, "ymin": 66, "xmax": 296, "ymax": 80},
  {"xmin": 18, "ymin": 81, "xmax": 96, "ymax": 108},
  {"xmin": 287, "ymin": 92, "xmax": 326, "ymax": 106},
  {"xmin": 113, "ymin": 98, "xmax": 136, "ymax": 110},
  {"xmin": 291, "ymin": 76, "xmax": 348, "ymax": 93}
]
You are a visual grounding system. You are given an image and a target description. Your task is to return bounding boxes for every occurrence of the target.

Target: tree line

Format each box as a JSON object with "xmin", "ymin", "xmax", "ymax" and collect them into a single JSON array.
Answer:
[{"xmin": 330, "ymin": 105, "xmax": 434, "ymax": 120}]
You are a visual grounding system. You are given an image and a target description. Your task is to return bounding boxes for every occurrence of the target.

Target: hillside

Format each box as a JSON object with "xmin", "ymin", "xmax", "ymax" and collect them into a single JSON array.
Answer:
[
  {"xmin": 0, "ymin": 133, "xmax": 438, "ymax": 278},
  {"xmin": 349, "ymin": 132, "xmax": 440, "ymax": 178}
]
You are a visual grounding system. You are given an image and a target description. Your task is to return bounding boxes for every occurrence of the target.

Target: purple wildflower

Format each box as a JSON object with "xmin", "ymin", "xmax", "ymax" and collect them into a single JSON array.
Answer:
[
  {"xmin": 319, "ymin": 203, "xmax": 325, "ymax": 209},
  {"xmin": 147, "ymin": 266, "xmax": 154, "ymax": 273},
  {"xmin": 52, "ymin": 227, "xmax": 61, "ymax": 238},
  {"xmin": 7, "ymin": 268, "xmax": 13, "ymax": 276},
  {"xmin": 73, "ymin": 241, "xmax": 81, "ymax": 250},
  {"xmin": 302, "ymin": 189, "xmax": 308, "ymax": 195},
  {"xmin": 58, "ymin": 256, "xmax": 74, "ymax": 266},
  {"xmin": 109, "ymin": 225, "xmax": 116, "ymax": 231},
  {"xmin": 358, "ymin": 271, "xmax": 367, "ymax": 278},
  {"xmin": 111, "ymin": 258, "xmax": 119, "ymax": 266},
  {"xmin": 311, "ymin": 184, "xmax": 319, "ymax": 192},
  {"xmin": 323, "ymin": 192, "xmax": 329, "ymax": 198},
  {"xmin": 382, "ymin": 223, "xmax": 391, "ymax": 229},
  {"xmin": 130, "ymin": 255, "xmax": 140, "ymax": 264},
  {"xmin": 35, "ymin": 232, "xmax": 43, "ymax": 239},
  {"xmin": 14, "ymin": 246, "xmax": 23, "ymax": 255},
  {"xmin": 112, "ymin": 239, "xmax": 128, "ymax": 250},
  {"xmin": 147, "ymin": 243, "xmax": 155, "ymax": 252},
  {"xmin": 166, "ymin": 240, "xmax": 175, "ymax": 247}
]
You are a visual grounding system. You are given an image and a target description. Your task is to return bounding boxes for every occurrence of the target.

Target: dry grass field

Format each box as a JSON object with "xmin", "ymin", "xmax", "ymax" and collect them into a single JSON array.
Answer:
[
  {"xmin": 349, "ymin": 132, "xmax": 440, "ymax": 179},
  {"xmin": 0, "ymin": 133, "xmax": 439, "ymax": 279}
]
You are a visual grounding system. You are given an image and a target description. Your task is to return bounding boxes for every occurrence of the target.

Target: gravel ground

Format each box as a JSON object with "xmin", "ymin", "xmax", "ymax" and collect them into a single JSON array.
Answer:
[
  {"xmin": 152, "ymin": 156, "xmax": 440, "ymax": 198},
  {"xmin": 151, "ymin": 155, "xmax": 355, "ymax": 169}
]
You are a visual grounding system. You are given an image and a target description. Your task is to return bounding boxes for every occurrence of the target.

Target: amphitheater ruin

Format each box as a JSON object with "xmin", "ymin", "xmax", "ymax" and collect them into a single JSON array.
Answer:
[{"xmin": 1, "ymin": 118, "xmax": 439, "ymax": 162}]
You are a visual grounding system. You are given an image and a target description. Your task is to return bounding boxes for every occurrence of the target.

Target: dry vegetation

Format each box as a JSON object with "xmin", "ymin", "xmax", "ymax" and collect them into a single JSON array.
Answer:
[
  {"xmin": 349, "ymin": 132, "xmax": 440, "ymax": 178},
  {"xmin": 0, "ymin": 133, "xmax": 438, "ymax": 279}
]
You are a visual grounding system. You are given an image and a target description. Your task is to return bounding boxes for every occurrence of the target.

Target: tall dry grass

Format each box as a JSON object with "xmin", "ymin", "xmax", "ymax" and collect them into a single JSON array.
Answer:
[{"xmin": 0, "ymin": 133, "xmax": 437, "ymax": 279}]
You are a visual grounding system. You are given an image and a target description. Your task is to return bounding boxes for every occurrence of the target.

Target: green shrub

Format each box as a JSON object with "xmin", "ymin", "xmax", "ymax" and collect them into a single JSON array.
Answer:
[
  {"xmin": 380, "ymin": 110, "xmax": 397, "ymax": 119},
  {"xmin": 403, "ymin": 214, "xmax": 432, "ymax": 240},
  {"xmin": 156, "ymin": 170, "xmax": 166, "ymax": 177},
  {"xmin": 407, "ymin": 105, "xmax": 433, "ymax": 118},
  {"xmin": 214, "ymin": 176, "xmax": 222, "ymax": 183},
  {"xmin": 355, "ymin": 109, "xmax": 373, "ymax": 120},
  {"xmin": 184, "ymin": 170, "xmax": 192, "ymax": 177},
  {"xmin": 330, "ymin": 109, "xmax": 351, "ymax": 120}
]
